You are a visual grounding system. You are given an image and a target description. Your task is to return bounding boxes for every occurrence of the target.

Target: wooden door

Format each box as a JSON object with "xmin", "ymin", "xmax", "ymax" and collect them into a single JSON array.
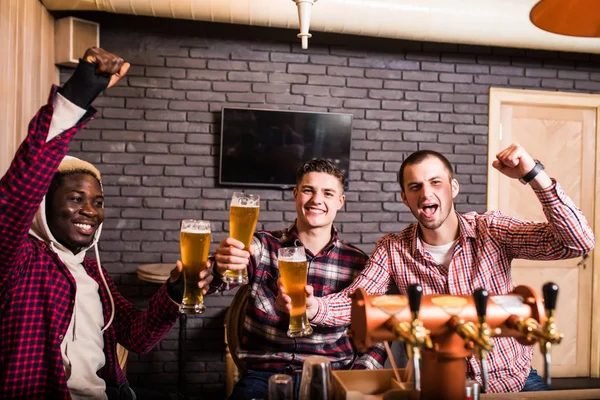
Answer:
[{"xmin": 488, "ymin": 88, "xmax": 599, "ymax": 377}]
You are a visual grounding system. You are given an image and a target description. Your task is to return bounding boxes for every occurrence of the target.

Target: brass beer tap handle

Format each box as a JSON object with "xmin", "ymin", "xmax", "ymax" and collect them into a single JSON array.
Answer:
[
  {"xmin": 406, "ymin": 285, "xmax": 432, "ymax": 347},
  {"xmin": 507, "ymin": 283, "xmax": 565, "ymax": 386},
  {"xmin": 407, "ymin": 284, "xmax": 429, "ymax": 391},
  {"xmin": 540, "ymin": 282, "xmax": 563, "ymax": 343},
  {"xmin": 540, "ymin": 282, "xmax": 563, "ymax": 387},
  {"xmin": 407, "ymin": 283, "xmax": 423, "ymax": 315},
  {"xmin": 390, "ymin": 319, "xmax": 432, "ymax": 349},
  {"xmin": 455, "ymin": 321, "xmax": 493, "ymax": 352},
  {"xmin": 543, "ymin": 282, "xmax": 558, "ymax": 311},
  {"xmin": 473, "ymin": 288, "xmax": 491, "ymax": 393},
  {"xmin": 514, "ymin": 318, "xmax": 563, "ymax": 343},
  {"xmin": 408, "ymin": 319, "xmax": 433, "ymax": 349},
  {"xmin": 391, "ymin": 321, "xmax": 413, "ymax": 343}
]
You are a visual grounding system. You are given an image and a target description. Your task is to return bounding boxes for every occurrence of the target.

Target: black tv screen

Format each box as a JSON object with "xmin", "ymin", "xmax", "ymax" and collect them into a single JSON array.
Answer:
[{"xmin": 219, "ymin": 107, "xmax": 353, "ymax": 189}]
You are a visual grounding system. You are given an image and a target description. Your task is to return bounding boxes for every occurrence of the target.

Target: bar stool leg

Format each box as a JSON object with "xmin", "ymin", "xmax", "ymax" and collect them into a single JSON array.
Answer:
[{"xmin": 178, "ymin": 313, "xmax": 188, "ymax": 399}]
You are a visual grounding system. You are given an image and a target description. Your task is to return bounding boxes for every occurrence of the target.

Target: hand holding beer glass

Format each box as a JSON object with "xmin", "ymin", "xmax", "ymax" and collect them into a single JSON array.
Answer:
[
  {"xmin": 225, "ymin": 192, "xmax": 260, "ymax": 285},
  {"xmin": 179, "ymin": 219, "xmax": 211, "ymax": 314},
  {"xmin": 278, "ymin": 246, "xmax": 313, "ymax": 338}
]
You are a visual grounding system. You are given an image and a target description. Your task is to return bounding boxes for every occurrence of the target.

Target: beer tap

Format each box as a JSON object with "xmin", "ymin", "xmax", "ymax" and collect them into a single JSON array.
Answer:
[
  {"xmin": 402, "ymin": 284, "xmax": 433, "ymax": 391},
  {"xmin": 473, "ymin": 288, "xmax": 492, "ymax": 393},
  {"xmin": 540, "ymin": 282, "xmax": 563, "ymax": 386},
  {"xmin": 505, "ymin": 282, "xmax": 563, "ymax": 386}
]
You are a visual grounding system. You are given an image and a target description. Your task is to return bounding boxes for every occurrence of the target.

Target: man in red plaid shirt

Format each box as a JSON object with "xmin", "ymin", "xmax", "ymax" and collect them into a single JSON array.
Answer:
[
  {"xmin": 0, "ymin": 47, "xmax": 212, "ymax": 399},
  {"xmin": 280, "ymin": 144, "xmax": 594, "ymax": 393},
  {"xmin": 210, "ymin": 159, "xmax": 386, "ymax": 400}
]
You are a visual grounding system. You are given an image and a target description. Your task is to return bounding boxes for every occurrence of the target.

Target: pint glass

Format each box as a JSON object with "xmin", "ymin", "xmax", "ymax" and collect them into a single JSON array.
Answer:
[
  {"xmin": 225, "ymin": 192, "xmax": 260, "ymax": 285},
  {"xmin": 278, "ymin": 246, "xmax": 313, "ymax": 338},
  {"xmin": 179, "ymin": 219, "xmax": 211, "ymax": 314},
  {"xmin": 268, "ymin": 374, "xmax": 293, "ymax": 400}
]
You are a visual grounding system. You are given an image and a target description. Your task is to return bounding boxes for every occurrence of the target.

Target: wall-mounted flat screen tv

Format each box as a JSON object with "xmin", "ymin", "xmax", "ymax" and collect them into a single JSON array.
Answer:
[{"xmin": 219, "ymin": 107, "xmax": 353, "ymax": 189}]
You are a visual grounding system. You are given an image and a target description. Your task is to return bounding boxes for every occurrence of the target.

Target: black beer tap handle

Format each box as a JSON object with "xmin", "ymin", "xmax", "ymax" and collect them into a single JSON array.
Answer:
[
  {"xmin": 473, "ymin": 288, "xmax": 489, "ymax": 319},
  {"xmin": 542, "ymin": 282, "xmax": 559, "ymax": 312},
  {"xmin": 407, "ymin": 284, "xmax": 423, "ymax": 315}
]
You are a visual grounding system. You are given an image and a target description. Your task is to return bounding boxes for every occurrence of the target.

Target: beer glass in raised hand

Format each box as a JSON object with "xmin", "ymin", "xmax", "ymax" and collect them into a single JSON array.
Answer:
[
  {"xmin": 278, "ymin": 246, "xmax": 313, "ymax": 338},
  {"xmin": 226, "ymin": 192, "xmax": 260, "ymax": 285},
  {"xmin": 179, "ymin": 219, "xmax": 211, "ymax": 314}
]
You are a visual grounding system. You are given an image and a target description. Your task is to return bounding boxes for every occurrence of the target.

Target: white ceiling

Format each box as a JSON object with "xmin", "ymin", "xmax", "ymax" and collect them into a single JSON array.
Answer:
[{"xmin": 41, "ymin": 0, "xmax": 600, "ymax": 54}]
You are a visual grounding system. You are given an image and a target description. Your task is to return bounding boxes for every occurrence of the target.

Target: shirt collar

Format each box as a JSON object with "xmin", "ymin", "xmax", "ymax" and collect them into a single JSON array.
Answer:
[
  {"xmin": 410, "ymin": 211, "xmax": 475, "ymax": 257},
  {"xmin": 456, "ymin": 211, "xmax": 477, "ymax": 239},
  {"xmin": 285, "ymin": 221, "xmax": 339, "ymax": 256}
]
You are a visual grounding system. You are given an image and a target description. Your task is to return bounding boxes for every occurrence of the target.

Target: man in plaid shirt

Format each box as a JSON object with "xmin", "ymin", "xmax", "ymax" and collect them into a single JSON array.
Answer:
[
  {"xmin": 286, "ymin": 144, "xmax": 594, "ymax": 393},
  {"xmin": 0, "ymin": 47, "xmax": 211, "ymax": 399},
  {"xmin": 209, "ymin": 159, "xmax": 386, "ymax": 400}
]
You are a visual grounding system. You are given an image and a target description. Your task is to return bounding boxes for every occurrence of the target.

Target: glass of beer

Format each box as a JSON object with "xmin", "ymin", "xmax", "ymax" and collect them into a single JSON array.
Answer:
[
  {"xmin": 179, "ymin": 219, "xmax": 211, "ymax": 314},
  {"xmin": 278, "ymin": 246, "xmax": 313, "ymax": 338},
  {"xmin": 225, "ymin": 191, "xmax": 260, "ymax": 285}
]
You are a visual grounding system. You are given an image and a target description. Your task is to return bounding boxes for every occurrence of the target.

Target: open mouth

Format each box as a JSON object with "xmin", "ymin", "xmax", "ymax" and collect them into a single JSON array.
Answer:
[
  {"xmin": 420, "ymin": 204, "xmax": 438, "ymax": 218},
  {"xmin": 74, "ymin": 222, "xmax": 95, "ymax": 235}
]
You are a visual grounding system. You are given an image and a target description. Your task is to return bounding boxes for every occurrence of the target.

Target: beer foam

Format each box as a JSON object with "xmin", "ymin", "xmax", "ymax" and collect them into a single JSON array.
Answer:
[
  {"xmin": 231, "ymin": 199, "xmax": 259, "ymax": 207},
  {"xmin": 278, "ymin": 255, "xmax": 306, "ymax": 262},
  {"xmin": 181, "ymin": 227, "xmax": 210, "ymax": 234}
]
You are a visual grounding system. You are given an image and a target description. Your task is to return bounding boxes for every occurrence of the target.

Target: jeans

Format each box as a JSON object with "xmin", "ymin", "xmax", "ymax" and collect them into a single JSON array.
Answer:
[
  {"xmin": 521, "ymin": 368, "xmax": 550, "ymax": 392},
  {"xmin": 228, "ymin": 370, "xmax": 302, "ymax": 400}
]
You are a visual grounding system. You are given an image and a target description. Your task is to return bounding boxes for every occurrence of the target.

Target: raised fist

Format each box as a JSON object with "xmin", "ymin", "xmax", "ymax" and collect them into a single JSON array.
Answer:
[
  {"xmin": 491, "ymin": 143, "xmax": 536, "ymax": 180},
  {"xmin": 82, "ymin": 47, "xmax": 130, "ymax": 88}
]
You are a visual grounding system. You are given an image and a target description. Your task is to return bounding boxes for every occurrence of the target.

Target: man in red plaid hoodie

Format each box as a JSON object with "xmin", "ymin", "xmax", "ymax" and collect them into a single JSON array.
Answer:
[{"xmin": 0, "ymin": 47, "xmax": 212, "ymax": 399}]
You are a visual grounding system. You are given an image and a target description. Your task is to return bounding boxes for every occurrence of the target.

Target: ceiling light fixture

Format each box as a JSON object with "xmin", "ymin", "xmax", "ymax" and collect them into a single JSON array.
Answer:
[
  {"xmin": 530, "ymin": 0, "xmax": 600, "ymax": 38},
  {"xmin": 292, "ymin": 0, "xmax": 318, "ymax": 49}
]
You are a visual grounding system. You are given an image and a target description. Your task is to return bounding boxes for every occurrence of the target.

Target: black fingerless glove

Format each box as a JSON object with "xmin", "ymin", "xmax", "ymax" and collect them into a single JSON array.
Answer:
[
  {"xmin": 59, "ymin": 59, "xmax": 110, "ymax": 109},
  {"xmin": 166, "ymin": 276, "xmax": 184, "ymax": 303}
]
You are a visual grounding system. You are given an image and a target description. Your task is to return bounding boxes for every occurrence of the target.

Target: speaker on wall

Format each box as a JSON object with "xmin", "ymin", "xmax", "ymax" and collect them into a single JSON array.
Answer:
[{"xmin": 54, "ymin": 17, "xmax": 100, "ymax": 67}]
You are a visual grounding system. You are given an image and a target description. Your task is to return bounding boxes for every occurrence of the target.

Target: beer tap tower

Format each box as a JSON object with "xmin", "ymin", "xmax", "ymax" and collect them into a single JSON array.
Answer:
[{"xmin": 348, "ymin": 283, "xmax": 563, "ymax": 400}]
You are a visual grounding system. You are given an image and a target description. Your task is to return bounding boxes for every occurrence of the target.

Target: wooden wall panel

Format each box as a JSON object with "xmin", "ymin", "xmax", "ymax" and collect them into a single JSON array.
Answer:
[{"xmin": 0, "ymin": 0, "xmax": 58, "ymax": 175}]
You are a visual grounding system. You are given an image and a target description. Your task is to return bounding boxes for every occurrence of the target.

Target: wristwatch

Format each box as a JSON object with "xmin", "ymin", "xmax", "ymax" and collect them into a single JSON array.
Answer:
[{"xmin": 519, "ymin": 159, "xmax": 544, "ymax": 185}]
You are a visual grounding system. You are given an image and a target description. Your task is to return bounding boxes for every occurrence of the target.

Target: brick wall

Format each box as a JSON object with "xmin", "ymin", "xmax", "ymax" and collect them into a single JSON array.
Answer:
[{"xmin": 60, "ymin": 12, "xmax": 600, "ymax": 398}]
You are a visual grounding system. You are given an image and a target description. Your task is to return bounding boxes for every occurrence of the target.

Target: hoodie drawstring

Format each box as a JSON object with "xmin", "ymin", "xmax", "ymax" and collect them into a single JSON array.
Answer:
[{"xmin": 96, "ymin": 243, "xmax": 115, "ymax": 333}]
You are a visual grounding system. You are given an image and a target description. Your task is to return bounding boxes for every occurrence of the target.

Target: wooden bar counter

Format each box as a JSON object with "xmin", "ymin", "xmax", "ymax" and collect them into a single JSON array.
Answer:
[
  {"xmin": 482, "ymin": 389, "xmax": 600, "ymax": 399},
  {"xmin": 333, "ymin": 370, "xmax": 600, "ymax": 400}
]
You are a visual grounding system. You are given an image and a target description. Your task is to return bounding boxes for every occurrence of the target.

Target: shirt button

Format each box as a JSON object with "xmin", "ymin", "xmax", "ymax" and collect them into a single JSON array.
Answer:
[{"xmin": 59, "ymin": 335, "xmax": 64, "ymax": 340}]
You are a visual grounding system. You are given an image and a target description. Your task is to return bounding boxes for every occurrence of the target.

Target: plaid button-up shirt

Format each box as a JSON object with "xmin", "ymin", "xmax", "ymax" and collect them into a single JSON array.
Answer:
[
  {"xmin": 312, "ymin": 181, "xmax": 594, "ymax": 392},
  {"xmin": 0, "ymin": 87, "xmax": 180, "ymax": 398},
  {"xmin": 213, "ymin": 224, "xmax": 386, "ymax": 371}
]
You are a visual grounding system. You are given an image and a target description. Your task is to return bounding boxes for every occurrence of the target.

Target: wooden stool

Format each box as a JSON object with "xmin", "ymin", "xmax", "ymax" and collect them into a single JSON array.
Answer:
[
  {"xmin": 117, "ymin": 344, "xmax": 129, "ymax": 376},
  {"xmin": 137, "ymin": 263, "xmax": 172, "ymax": 283}
]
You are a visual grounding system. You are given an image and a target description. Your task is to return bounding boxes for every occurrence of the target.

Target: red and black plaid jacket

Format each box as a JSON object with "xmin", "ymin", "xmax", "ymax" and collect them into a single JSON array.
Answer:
[{"xmin": 0, "ymin": 87, "xmax": 180, "ymax": 398}]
